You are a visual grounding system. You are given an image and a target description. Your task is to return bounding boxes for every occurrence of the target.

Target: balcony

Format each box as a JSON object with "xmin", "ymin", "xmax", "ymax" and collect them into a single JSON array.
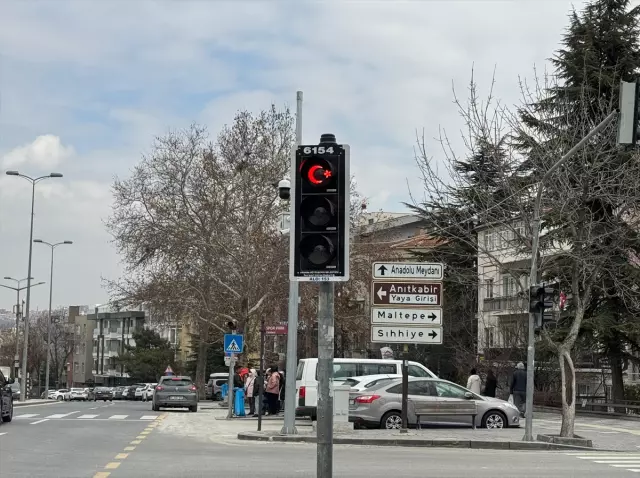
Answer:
[{"xmin": 482, "ymin": 296, "xmax": 527, "ymax": 313}]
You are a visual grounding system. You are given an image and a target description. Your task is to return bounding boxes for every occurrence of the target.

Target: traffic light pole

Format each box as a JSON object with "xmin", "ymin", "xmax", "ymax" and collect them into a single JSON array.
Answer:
[
  {"xmin": 281, "ymin": 90, "xmax": 303, "ymax": 436},
  {"xmin": 523, "ymin": 109, "xmax": 618, "ymax": 441},
  {"xmin": 317, "ymin": 281, "xmax": 335, "ymax": 478}
]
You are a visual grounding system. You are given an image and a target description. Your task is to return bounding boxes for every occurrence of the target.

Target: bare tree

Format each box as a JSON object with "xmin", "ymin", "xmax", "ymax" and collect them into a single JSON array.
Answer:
[{"xmin": 106, "ymin": 107, "xmax": 295, "ymax": 390}]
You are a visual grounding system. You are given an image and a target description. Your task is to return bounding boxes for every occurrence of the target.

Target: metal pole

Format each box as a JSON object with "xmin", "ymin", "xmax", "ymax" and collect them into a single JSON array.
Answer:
[
  {"xmin": 400, "ymin": 344, "xmax": 409, "ymax": 433},
  {"xmin": 317, "ymin": 281, "xmax": 334, "ymax": 478},
  {"xmin": 20, "ymin": 182, "xmax": 36, "ymax": 401},
  {"xmin": 14, "ymin": 288, "xmax": 20, "ymax": 380},
  {"xmin": 282, "ymin": 90, "xmax": 303, "ymax": 435},
  {"xmin": 44, "ymin": 246, "xmax": 55, "ymax": 400},
  {"xmin": 226, "ymin": 355, "xmax": 234, "ymax": 418},
  {"xmin": 523, "ymin": 109, "xmax": 618, "ymax": 441},
  {"xmin": 257, "ymin": 315, "xmax": 266, "ymax": 431}
]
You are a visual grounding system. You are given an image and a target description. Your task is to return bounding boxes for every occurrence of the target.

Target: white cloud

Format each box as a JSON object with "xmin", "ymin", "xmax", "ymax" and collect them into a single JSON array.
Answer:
[{"xmin": 2, "ymin": 135, "xmax": 75, "ymax": 169}]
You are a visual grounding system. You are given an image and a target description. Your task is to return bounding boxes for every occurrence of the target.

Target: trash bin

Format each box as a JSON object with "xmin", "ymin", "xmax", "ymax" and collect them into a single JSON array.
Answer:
[
  {"xmin": 234, "ymin": 387, "xmax": 245, "ymax": 417},
  {"xmin": 221, "ymin": 383, "xmax": 228, "ymax": 400}
]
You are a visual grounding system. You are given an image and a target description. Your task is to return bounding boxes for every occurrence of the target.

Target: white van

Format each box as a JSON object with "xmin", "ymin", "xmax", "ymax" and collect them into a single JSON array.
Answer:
[{"xmin": 295, "ymin": 358, "xmax": 436, "ymax": 419}]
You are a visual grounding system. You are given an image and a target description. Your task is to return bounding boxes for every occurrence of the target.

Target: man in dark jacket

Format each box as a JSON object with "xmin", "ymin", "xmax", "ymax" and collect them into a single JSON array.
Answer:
[
  {"xmin": 233, "ymin": 365, "xmax": 244, "ymax": 389},
  {"xmin": 510, "ymin": 362, "xmax": 527, "ymax": 417}
]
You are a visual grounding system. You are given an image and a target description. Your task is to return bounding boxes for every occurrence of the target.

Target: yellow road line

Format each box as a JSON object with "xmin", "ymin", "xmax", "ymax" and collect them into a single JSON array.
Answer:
[
  {"xmin": 105, "ymin": 462, "xmax": 121, "ymax": 470},
  {"xmin": 93, "ymin": 473, "xmax": 110, "ymax": 478},
  {"xmin": 140, "ymin": 431, "xmax": 150, "ymax": 435},
  {"xmin": 124, "ymin": 446, "xmax": 136, "ymax": 451},
  {"xmin": 115, "ymin": 453, "xmax": 129, "ymax": 459},
  {"xmin": 135, "ymin": 435, "xmax": 146, "ymax": 440},
  {"xmin": 130, "ymin": 440, "xmax": 142, "ymax": 445}
]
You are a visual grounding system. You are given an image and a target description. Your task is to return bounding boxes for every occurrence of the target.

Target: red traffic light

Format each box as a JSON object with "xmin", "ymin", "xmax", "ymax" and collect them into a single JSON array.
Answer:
[
  {"xmin": 307, "ymin": 164, "xmax": 332, "ymax": 185},
  {"xmin": 300, "ymin": 158, "xmax": 334, "ymax": 188}
]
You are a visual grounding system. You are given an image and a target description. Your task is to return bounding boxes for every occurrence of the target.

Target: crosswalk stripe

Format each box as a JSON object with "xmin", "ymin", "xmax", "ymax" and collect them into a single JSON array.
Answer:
[
  {"xmin": 0, "ymin": 432, "xmax": 7, "ymax": 436},
  {"xmin": 46, "ymin": 412, "xmax": 80, "ymax": 419},
  {"xmin": 108, "ymin": 415, "xmax": 128, "ymax": 420},
  {"xmin": 140, "ymin": 415, "xmax": 158, "ymax": 420},
  {"xmin": 16, "ymin": 414, "xmax": 39, "ymax": 419},
  {"xmin": 567, "ymin": 452, "xmax": 640, "ymax": 473},
  {"xmin": 78, "ymin": 414, "xmax": 99, "ymax": 419}
]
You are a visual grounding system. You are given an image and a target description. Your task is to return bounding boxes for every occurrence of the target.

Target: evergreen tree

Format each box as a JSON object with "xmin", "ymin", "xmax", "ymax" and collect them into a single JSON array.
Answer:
[
  {"xmin": 118, "ymin": 329, "xmax": 178, "ymax": 382},
  {"xmin": 517, "ymin": 0, "xmax": 640, "ymax": 402}
]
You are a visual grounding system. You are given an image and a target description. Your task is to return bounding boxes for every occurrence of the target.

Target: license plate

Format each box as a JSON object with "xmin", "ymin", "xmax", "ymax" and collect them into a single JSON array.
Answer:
[
  {"xmin": 349, "ymin": 399, "xmax": 355, "ymax": 405},
  {"xmin": 169, "ymin": 396, "xmax": 185, "ymax": 400}
]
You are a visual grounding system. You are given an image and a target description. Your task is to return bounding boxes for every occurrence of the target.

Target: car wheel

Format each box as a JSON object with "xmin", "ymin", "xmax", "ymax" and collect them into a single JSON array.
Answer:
[
  {"xmin": 214, "ymin": 392, "xmax": 222, "ymax": 401},
  {"xmin": 381, "ymin": 411, "xmax": 402, "ymax": 430},
  {"xmin": 190, "ymin": 405, "xmax": 198, "ymax": 413},
  {"xmin": 56, "ymin": 396, "xmax": 63, "ymax": 401},
  {"xmin": 2, "ymin": 401, "xmax": 13, "ymax": 423},
  {"xmin": 482, "ymin": 410, "xmax": 507, "ymax": 429}
]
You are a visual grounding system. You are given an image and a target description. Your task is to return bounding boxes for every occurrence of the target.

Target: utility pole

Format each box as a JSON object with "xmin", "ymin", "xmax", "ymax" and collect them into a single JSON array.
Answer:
[
  {"xmin": 281, "ymin": 90, "xmax": 303, "ymax": 435},
  {"xmin": 257, "ymin": 314, "xmax": 266, "ymax": 431},
  {"xmin": 226, "ymin": 320, "xmax": 237, "ymax": 419},
  {"xmin": 523, "ymin": 109, "xmax": 618, "ymax": 441}
]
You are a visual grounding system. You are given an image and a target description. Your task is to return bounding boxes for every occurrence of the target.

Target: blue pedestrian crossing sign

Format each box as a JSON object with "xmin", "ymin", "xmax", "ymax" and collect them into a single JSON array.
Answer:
[{"xmin": 224, "ymin": 334, "xmax": 244, "ymax": 354}]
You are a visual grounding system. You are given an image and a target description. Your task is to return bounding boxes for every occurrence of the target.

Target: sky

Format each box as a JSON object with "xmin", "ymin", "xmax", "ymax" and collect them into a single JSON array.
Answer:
[{"xmin": 0, "ymin": 0, "xmax": 609, "ymax": 310}]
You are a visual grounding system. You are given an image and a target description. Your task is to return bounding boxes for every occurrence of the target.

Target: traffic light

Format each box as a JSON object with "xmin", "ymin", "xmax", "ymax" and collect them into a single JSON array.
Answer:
[
  {"xmin": 290, "ymin": 134, "xmax": 350, "ymax": 282},
  {"xmin": 529, "ymin": 283, "xmax": 559, "ymax": 328},
  {"xmin": 618, "ymin": 80, "xmax": 640, "ymax": 146}
]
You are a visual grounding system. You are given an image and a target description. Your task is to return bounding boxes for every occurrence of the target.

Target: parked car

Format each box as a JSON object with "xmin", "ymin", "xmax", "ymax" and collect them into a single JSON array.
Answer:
[
  {"xmin": 8, "ymin": 382, "xmax": 21, "ymax": 400},
  {"xmin": 206, "ymin": 374, "xmax": 228, "ymax": 401},
  {"xmin": 152, "ymin": 375, "xmax": 198, "ymax": 412},
  {"xmin": 50, "ymin": 389, "xmax": 71, "ymax": 401},
  {"xmin": 142, "ymin": 383, "xmax": 157, "ymax": 402},
  {"xmin": 93, "ymin": 387, "xmax": 113, "ymax": 401},
  {"xmin": 348, "ymin": 377, "xmax": 521, "ymax": 430},
  {"xmin": 0, "ymin": 371, "xmax": 14, "ymax": 424},
  {"xmin": 127, "ymin": 383, "xmax": 145, "ymax": 400},
  {"xmin": 84, "ymin": 388, "xmax": 96, "ymax": 401},
  {"xmin": 112, "ymin": 386, "xmax": 125, "ymax": 400},
  {"xmin": 341, "ymin": 374, "xmax": 402, "ymax": 393},
  {"xmin": 70, "ymin": 388, "xmax": 89, "ymax": 401}
]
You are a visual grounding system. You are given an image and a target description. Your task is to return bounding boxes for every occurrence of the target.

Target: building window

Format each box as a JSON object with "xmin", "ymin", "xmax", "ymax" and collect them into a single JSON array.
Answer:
[
  {"xmin": 170, "ymin": 328, "xmax": 177, "ymax": 345},
  {"xmin": 486, "ymin": 279, "xmax": 494, "ymax": 299},
  {"xmin": 484, "ymin": 328, "xmax": 495, "ymax": 348},
  {"xmin": 502, "ymin": 275, "xmax": 516, "ymax": 297},
  {"xmin": 82, "ymin": 363, "xmax": 85, "ymax": 373},
  {"xmin": 484, "ymin": 232, "xmax": 496, "ymax": 251},
  {"xmin": 75, "ymin": 345, "xmax": 80, "ymax": 355}
]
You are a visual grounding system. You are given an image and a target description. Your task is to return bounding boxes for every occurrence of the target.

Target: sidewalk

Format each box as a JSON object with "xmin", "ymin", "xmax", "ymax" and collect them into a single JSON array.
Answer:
[{"xmin": 155, "ymin": 408, "xmax": 640, "ymax": 452}]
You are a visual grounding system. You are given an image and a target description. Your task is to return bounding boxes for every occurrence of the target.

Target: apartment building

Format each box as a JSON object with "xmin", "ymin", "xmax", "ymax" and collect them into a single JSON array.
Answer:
[
  {"xmin": 70, "ymin": 308, "xmax": 95, "ymax": 386},
  {"xmin": 89, "ymin": 305, "xmax": 145, "ymax": 386},
  {"xmin": 476, "ymin": 221, "xmax": 640, "ymax": 397}
]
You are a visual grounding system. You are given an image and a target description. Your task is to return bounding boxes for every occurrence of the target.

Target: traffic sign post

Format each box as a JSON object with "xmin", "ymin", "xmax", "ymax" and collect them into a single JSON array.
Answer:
[
  {"xmin": 370, "ymin": 262, "xmax": 444, "ymax": 436},
  {"xmin": 224, "ymin": 334, "xmax": 244, "ymax": 354}
]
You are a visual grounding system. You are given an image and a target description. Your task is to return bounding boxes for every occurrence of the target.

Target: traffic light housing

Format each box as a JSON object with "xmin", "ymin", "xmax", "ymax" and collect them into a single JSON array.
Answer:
[
  {"xmin": 290, "ymin": 134, "xmax": 350, "ymax": 282},
  {"xmin": 618, "ymin": 80, "xmax": 640, "ymax": 146},
  {"xmin": 529, "ymin": 283, "xmax": 559, "ymax": 328}
]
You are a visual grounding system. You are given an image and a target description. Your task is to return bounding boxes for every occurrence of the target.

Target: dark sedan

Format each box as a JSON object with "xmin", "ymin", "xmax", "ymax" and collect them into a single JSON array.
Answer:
[
  {"xmin": 152, "ymin": 376, "xmax": 198, "ymax": 412},
  {"xmin": 94, "ymin": 387, "xmax": 113, "ymax": 401}
]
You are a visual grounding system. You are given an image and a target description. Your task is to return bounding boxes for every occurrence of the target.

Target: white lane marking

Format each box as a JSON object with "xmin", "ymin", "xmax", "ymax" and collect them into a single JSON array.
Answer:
[
  {"xmin": 0, "ymin": 432, "xmax": 7, "ymax": 436},
  {"xmin": 30, "ymin": 419, "xmax": 49, "ymax": 425},
  {"xmin": 15, "ymin": 414, "xmax": 39, "ymax": 419},
  {"xmin": 612, "ymin": 464, "xmax": 640, "ymax": 467},
  {"xmin": 108, "ymin": 415, "xmax": 128, "ymax": 420},
  {"xmin": 88, "ymin": 407, "xmax": 98, "ymax": 410},
  {"xmin": 46, "ymin": 411, "xmax": 81, "ymax": 419},
  {"xmin": 77, "ymin": 414, "xmax": 99, "ymax": 419},
  {"xmin": 576, "ymin": 455, "xmax": 640, "ymax": 459},
  {"xmin": 140, "ymin": 415, "xmax": 158, "ymax": 420}
]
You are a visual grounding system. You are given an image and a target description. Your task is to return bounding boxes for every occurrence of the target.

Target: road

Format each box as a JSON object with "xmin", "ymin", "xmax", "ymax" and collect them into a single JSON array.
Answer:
[{"xmin": 1, "ymin": 400, "xmax": 640, "ymax": 477}]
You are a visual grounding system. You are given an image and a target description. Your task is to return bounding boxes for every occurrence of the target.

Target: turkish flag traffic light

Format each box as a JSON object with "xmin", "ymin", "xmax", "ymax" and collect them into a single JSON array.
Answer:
[{"xmin": 290, "ymin": 134, "xmax": 350, "ymax": 281}]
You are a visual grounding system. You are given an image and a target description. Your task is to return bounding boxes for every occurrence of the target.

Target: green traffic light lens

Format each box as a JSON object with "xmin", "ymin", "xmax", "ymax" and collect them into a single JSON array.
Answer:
[{"xmin": 300, "ymin": 235, "xmax": 335, "ymax": 266}]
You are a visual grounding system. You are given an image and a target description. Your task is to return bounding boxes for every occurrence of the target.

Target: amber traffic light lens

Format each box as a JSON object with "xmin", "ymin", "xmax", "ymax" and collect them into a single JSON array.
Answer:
[{"xmin": 300, "ymin": 197, "xmax": 334, "ymax": 228}]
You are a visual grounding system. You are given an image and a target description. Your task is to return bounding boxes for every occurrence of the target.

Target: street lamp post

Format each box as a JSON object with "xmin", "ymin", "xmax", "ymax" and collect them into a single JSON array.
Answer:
[
  {"xmin": 1, "ymin": 277, "xmax": 42, "ymax": 380},
  {"xmin": 34, "ymin": 240, "xmax": 73, "ymax": 400},
  {"xmin": 6, "ymin": 170, "xmax": 63, "ymax": 401}
]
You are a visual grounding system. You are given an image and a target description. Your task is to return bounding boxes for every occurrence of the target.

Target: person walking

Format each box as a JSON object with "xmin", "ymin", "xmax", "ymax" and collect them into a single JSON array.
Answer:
[
  {"xmin": 510, "ymin": 362, "xmax": 527, "ymax": 417},
  {"xmin": 265, "ymin": 365, "xmax": 281, "ymax": 415},
  {"xmin": 466, "ymin": 368, "xmax": 482, "ymax": 395},
  {"xmin": 245, "ymin": 368, "xmax": 257, "ymax": 416},
  {"xmin": 483, "ymin": 369, "xmax": 498, "ymax": 398}
]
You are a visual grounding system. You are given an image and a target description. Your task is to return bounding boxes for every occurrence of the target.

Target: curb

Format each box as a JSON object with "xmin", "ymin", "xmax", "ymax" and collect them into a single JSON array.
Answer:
[
  {"xmin": 14, "ymin": 400, "xmax": 55, "ymax": 407},
  {"xmin": 237, "ymin": 432, "xmax": 606, "ymax": 451}
]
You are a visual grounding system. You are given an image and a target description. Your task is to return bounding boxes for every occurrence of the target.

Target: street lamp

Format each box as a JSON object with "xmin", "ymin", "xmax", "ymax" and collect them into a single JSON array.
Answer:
[
  {"xmin": 34, "ymin": 239, "xmax": 73, "ymax": 399},
  {"xmin": 6, "ymin": 170, "xmax": 63, "ymax": 400},
  {"xmin": 0, "ymin": 277, "xmax": 42, "ymax": 380}
]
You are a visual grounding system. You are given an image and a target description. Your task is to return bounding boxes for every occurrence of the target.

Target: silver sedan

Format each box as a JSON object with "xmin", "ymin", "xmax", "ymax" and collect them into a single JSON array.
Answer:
[{"xmin": 349, "ymin": 377, "xmax": 521, "ymax": 429}]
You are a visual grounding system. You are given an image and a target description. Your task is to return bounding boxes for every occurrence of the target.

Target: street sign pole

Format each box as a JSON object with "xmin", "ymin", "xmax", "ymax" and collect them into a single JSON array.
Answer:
[
  {"xmin": 401, "ymin": 344, "xmax": 409, "ymax": 433},
  {"xmin": 317, "ymin": 281, "xmax": 334, "ymax": 478},
  {"xmin": 282, "ymin": 90, "xmax": 303, "ymax": 436}
]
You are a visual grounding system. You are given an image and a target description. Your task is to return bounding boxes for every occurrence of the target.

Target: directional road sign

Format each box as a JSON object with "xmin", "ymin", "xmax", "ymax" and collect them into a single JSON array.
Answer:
[
  {"xmin": 371, "ymin": 325, "xmax": 443, "ymax": 344},
  {"xmin": 224, "ymin": 334, "xmax": 244, "ymax": 354},
  {"xmin": 373, "ymin": 262, "xmax": 443, "ymax": 281},
  {"xmin": 372, "ymin": 281, "xmax": 442, "ymax": 306},
  {"xmin": 371, "ymin": 307, "xmax": 442, "ymax": 325}
]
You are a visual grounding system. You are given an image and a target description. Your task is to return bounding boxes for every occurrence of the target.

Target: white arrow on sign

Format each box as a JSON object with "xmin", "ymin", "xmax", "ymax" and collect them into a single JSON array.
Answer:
[{"xmin": 377, "ymin": 287, "xmax": 387, "ymax": 301}]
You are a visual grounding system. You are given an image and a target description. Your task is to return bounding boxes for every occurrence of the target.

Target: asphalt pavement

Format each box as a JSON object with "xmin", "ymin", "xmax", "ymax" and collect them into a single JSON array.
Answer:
[{"xmin": 2, "ymin": 400, "xmax": 640, "ymax": 477}]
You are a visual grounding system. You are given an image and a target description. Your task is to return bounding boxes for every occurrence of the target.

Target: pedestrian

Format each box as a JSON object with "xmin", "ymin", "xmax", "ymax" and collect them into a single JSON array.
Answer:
[
  {"xmin": 245, "ymin": 368, "xmax": 257, "ymax": 416},
  {"xmin": 510, "ymin": 362, "xmax": 527, "ymax": 417},
  {"xmin": 483, "ymin": 369, "xmax": 498, "ymax": 398},
  {"xmin": 466, "ymin": 368, "xmax": 482, "ymax": 395},
  {"xmin": 233, "ymin": 365, "xmax": 244, "ymax": 389},
  {"xmin": 265, "ymin": 364, "xmax": 281, "ymax": 415}
]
